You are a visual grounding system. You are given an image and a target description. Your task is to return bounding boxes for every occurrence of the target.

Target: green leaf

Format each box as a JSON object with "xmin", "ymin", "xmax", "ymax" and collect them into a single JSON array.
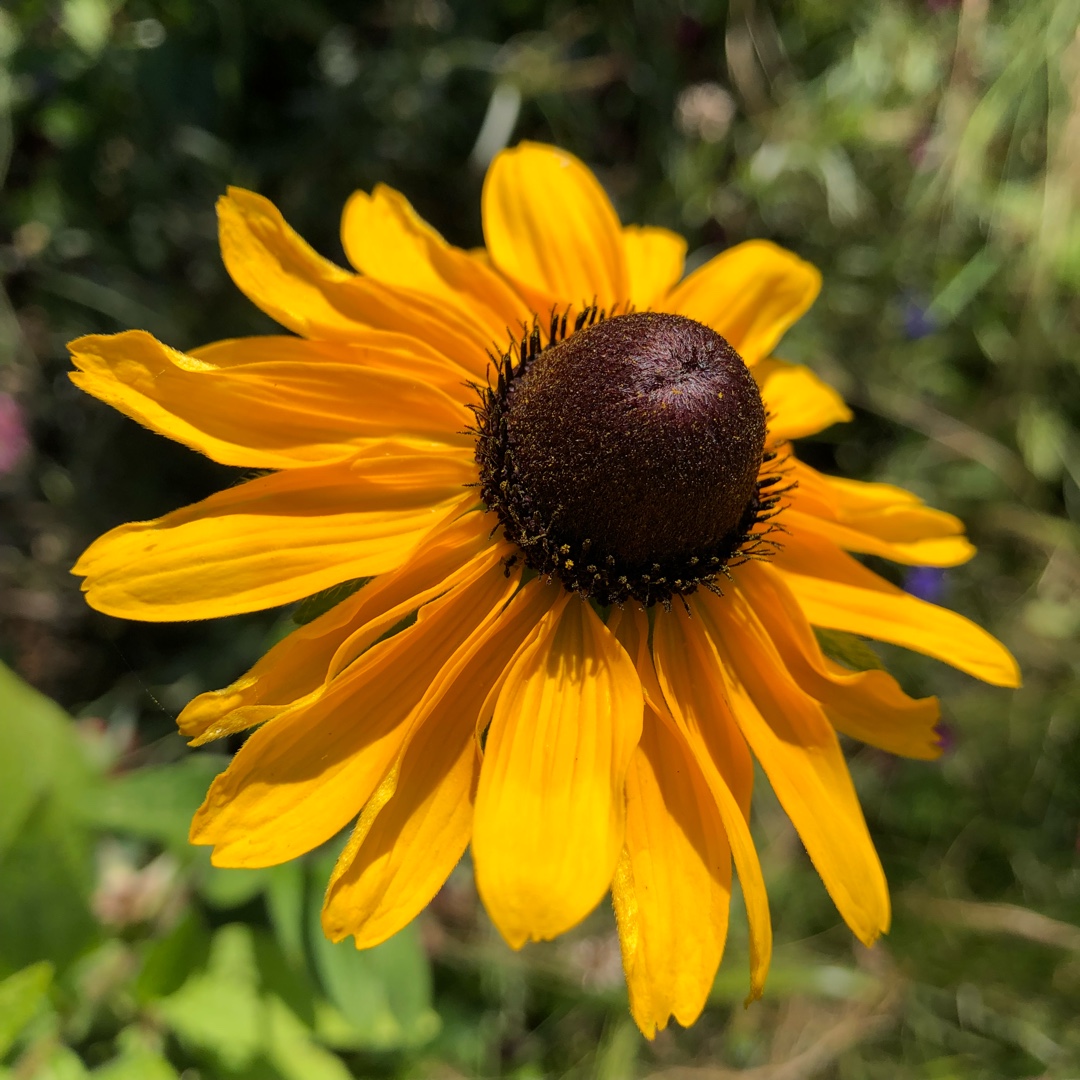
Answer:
[
  {"xmin": 307, "ymin": 877, "xmax": 439, "ymax": 1051},
  {"xmin": 0, "ymin": 662, "xmax": 92, "ymax": 861},
  {"xmin": 814, "ymin": 628, "xmax": 885, "ymax": 672},
  {"xmin": 928, "ymin": 249, "xmax": 1001, "ymax": 326},
  {"xmin": 0, "ymin": 962, "xmax": 53, "ymax": 1060},
  {"xmin": 155, "ymin": 925, "xmax": 263, "ymax": 1072},
  {"xmin": 0, "ymin": 666, "xmax": 99, "ymax": 972},
  {"xmin": 265, "ymin": 862, "xmax": 306, "ymax": 967},
  {"xmin": 81, "ymin": 755, "xmax": 227, "ymax": 851},
  {"xmin": 252, "ymin": 931, "xmax": 318, "ymax": 1030},
  {"xmin": 198, "ymin": 861, "xmax": 272, "ymax": 910},
  {"xmin": 0, "ymin": 796, "xmax": 98, "ymax": 973},
  {"xmin": 265, "ymin": 996, "xmax": 352, "ymax": 1080},
  {"xmin": 24, "ymin": 1043, "xmax": 90, "ymax": 1079},
  {"xmin": 135, "ymin": 913, "xmax": 210, "ymax": 1004},
  {"xmin": 90, "ymin": 1028, "xmax": 179, "ymax": 1080}
]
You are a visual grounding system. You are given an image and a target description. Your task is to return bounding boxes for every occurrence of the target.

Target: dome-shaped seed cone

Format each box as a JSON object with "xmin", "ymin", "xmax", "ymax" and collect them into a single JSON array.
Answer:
[{"xmin": 505, "ymin": 312, "xmax": 766, "ymax": 568}]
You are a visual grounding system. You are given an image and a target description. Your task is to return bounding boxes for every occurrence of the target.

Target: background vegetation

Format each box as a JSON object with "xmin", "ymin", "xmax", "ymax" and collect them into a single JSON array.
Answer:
[{"xmin": 1, "ymin": 0, "xmax": 1079, "ymax": 1076}]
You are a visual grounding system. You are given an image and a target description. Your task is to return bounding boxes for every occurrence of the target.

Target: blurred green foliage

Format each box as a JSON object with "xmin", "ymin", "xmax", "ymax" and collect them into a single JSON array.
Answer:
[{"xmin": 1, "ymin": 0, "xmax": 1079, "ymax": 1077}]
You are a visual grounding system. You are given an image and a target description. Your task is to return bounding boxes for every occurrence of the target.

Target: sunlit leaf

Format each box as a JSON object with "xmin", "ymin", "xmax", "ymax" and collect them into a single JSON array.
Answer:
[
  {"xmin": 0, "ymin": 962, "xmax": 53, "ymax": 1060},
  {"xmin": 265, "ymin": 996, "xmax": 352, "ymax": 1080},
  {"xmin": 81, "ymin": 755, "xmax": 228, "ymax": 852},
  {"xmin": 307, "ymin": 861, "xmax": 438, "ymax": 1051},
  {"xmin": 155, "ymin": 924, "xmax": 263, "ymax": 1072}
]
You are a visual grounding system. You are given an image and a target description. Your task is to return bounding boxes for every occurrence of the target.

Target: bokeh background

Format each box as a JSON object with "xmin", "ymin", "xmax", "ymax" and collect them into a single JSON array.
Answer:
[{"xmin": 2, "ymin": 0, "xmax": 1079, "ymax": 1077}]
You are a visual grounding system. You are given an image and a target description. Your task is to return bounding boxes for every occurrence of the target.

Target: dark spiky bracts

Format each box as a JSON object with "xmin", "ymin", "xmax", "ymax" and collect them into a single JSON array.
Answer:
[{"xmin": 468, "ymin": 307, "xmax": 791, "ymax": 608}]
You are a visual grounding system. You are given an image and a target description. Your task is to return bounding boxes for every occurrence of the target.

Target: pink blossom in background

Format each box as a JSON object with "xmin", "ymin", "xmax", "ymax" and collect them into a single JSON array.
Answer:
[{"xmin": 0, "ymin": 393, "xmax": 29, "ymax": 474}]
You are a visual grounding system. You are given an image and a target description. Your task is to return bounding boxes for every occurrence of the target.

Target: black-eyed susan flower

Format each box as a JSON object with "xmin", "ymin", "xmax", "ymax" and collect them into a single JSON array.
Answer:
[{"xmin": 70, "ymin": 143, "xmax": 1019, "ymax": 1038}]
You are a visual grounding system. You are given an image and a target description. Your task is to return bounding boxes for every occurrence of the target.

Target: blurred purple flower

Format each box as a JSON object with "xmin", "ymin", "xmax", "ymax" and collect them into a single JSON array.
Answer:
[
  {"xmin": 902, "ymin": 292, "xmax": 937, "ymax": 339},
  {"xmin": 934, "ymin": 721, "xmax": 956, "ymax": 755},
  {"xmin": 906, "ymin": 566, "xmax": 947, "ymax": 603},
  {"xmin": 0, "ymin": 393, "xmax": 30, "ymax": 475}
]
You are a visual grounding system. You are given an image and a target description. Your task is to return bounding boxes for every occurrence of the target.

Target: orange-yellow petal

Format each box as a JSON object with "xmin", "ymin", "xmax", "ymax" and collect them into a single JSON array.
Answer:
[
  {"xmin": 216, "ymin": 186, "xmax": 360, "ymax": 339},
  {"xmin": 217, "ymin": 187, "xmax": 491, "ymax": 376},
  {"xmin": 193, "ymin": 330, "xmax": 475, "ymax": 394},
  {"xmin": 69, "ymin": 331, "xmax": 471, "ymax": 470},
  {"xmin": 472, "ymin": 596, "xmax": 643, "ymax": 947},
  {"xmin": 667, "ymin": 240, "xmax": 820, "ymax": 365},
  {"xmin": 787, "ymin": 460, "xmax": 975, "ymax": 567},
  {"xmin": 342, "ymin": 184, "xmax": 528, "ymax": 335},
  {"xmin": 483, "ymin": 142, "xmax": 629, "ymax": 311},
  {"xmin": 178, "ymin": 510, "xmax": 495, "ymax": 743},
  {"xmin": 735, "ymin": 561, "xmax": 942, "ymax": 759},
  {"xmin": 694, "ymin": 590, "xmax": 891, "ymax": 947},
  {"xmin": 754, "ymin": 358, "xmax": 852, "ymax": 441},
  {"xmin": 787, "ymin": 509, "xmax": 976, "ymax": 569},
  {"xmin": 649, "ymin": 605, "xmax": 772, "ymax": 1001},
  {"xmin": 623, "ymin": 225, "xmax": 686, "ymax": 310},
  {"xmin": 73, "ymin": 456, "xmax": 474, "ymax": 621},
  {"xmin": 189, "ymin": 544, "xmax": 516, "ymax": 868},
  {"xmin": 322, "ymin": 577, "xmax": 559, "ymax": 948},
  {"xmin": 612, "ymin": 711, "xmax": 731, "ymax": 1039},
  {"xmin": 774, "ymin": 529, "xmax": 1021, "ymax": 687}
]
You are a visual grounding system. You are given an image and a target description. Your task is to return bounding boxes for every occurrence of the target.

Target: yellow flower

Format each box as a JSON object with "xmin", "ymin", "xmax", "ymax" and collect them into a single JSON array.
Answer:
[{"xmin": 69, "ymin": 142, "xmax": 1019, "ymax": 1037}]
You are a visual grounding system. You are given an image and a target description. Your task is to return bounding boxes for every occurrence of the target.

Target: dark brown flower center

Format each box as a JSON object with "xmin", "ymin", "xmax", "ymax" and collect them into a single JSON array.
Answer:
[{"xmin": 474, "ymin": 310, "xmax": 778, "ymax": 606}]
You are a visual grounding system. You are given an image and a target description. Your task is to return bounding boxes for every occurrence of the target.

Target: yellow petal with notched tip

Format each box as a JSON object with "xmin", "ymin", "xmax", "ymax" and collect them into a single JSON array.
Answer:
[
  {"xmin": 342, "ymin": 183, "xmax": 528, "ymax": 336},
  {"xmin": 694, "ymin": 589, "xmax": 892, "ymax": 947},
  {"xmin": 322, "ymin": 577, "xmax": 559, "ymax": 948},
  {"xmin": 218, "ymin": 187, "xmax": 492, "ymax": 375},
  {"xmin": 190, "ymin": 545, "xmax": 516, "ymax": 868},
  {"xmin": 178, "ymin": 510, "xmax": 496, "ymax": 743},
  {"xmin": 775, "ymin": 529, "xmax": 1020, "ymax": 687},
  {"xmin": 650, "ymin": 605, "xmax": 772, "ymax": 1003},
  {"xmin": 736, "ymin": 561, "xmax": 942, "ymax": 759},
  {"xmin": 787, "ymin": 509, "xmax": 976, "ymax": 567},
  {"xmin": 754, "ymin": 357, "xmax": 852, "ymax": 441},
  {"xmin": 69, "ymin": 331, "xmax": 472, "ymax": 470},
  {"xmin": 473, "ymin": 596, "xmax": 642, "ymax": 948},
  {"xmin": 74, "ymin": 456, "xmax": 474, "ymax": 621},
  {"xmin": 787, "ymin": 460, "xmax": 975, "ymax": 567},
  {"xmin": 612, "ymin": 710, "xmax": 732, "ymax": 1039}
]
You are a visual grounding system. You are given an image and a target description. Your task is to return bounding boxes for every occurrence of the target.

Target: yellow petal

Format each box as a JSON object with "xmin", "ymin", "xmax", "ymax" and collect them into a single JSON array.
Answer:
[
  {"xmin": 483, "ymin": 142, "xmax": 629, "ymax": 310},
  {"xmin": 68, "ymin": 331, "xmax": 472, "ymax": 470},
  {"xmin": 754, "ymin": 358, "xmax": 852, "ymax": 441},
  {"xmin": 190, "ymin": 544, "xmax": 516, "ymax": 867},
  {"xmin": 623, "ymin": 225, "xmax": 687, "ymax": 310},
  {"xmin": 786, "ymin": 460, "xmax": 975, "ymax": 567},
  {"xmin": 774, "ymin": 529, "xmax": 1021, "ymax": 687},
  {"xmin": 735, "ymin": 561, "xmax": 942, "ymax": 759},
  {"xmin": 217, "ymin": 186, "xmax": 359, "ymax": 337},
  {"xmin": 666, "ymin": 240, "xmax": 821, "ymax": 365},
  {"xmin": 787, "ymin": 509, "xmax": 976, "ymax": 568},
  {"xmin": 342, "ymin": 184, "xmax": 528, "ymax": 335},
  {"xmin": 612, "ymin": 711, "xmax": 731, "ymax": 1039},
  {"xmin": 694, "ymin": 590, "xmax": 891, "ymax": 947},
  {"xmin": 178, "ymin": 510, "xmax": 495, "ymax": 743},
  {"xmin": 649, "ymin": 606, "xmax": 772, "ymax": 1002},
  {"xmin": 74, "ymin": 455, "xmax": 474, "ymax": 621},
  {"xmin": 194, "ymin": 330, "xmax": 475, "ymax": 394},
  {"xmin": 472, "ymin": 596, "xmax": 643, "ymax": 947},
  {"xmin": 217, "ymin": 187, "xmax": 491, "ymax": 376},
  {"xmin": 322, "ymin": 577, "xmax": 558, "ymax": 947}
]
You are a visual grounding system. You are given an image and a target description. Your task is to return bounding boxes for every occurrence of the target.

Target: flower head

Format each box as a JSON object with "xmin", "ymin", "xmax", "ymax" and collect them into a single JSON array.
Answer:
[{"xmin": 69, "ymin": 142, "xmax": 1019, "ymax": 1037}]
